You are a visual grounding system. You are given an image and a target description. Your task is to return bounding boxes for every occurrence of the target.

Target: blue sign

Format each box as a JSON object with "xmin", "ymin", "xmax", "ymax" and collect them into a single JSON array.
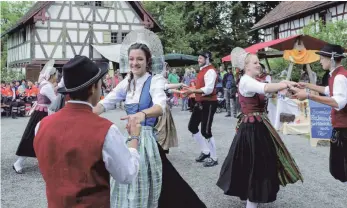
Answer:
[{"xmin": 309, "ymin": 100, "xmax": 332, "ymax": 139}]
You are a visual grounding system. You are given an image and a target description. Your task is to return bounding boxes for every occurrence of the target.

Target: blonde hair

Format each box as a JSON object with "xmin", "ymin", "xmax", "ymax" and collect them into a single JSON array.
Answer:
[{"xmin": 244, "ymin": 54, "xmax": 257, "ymax": 71}]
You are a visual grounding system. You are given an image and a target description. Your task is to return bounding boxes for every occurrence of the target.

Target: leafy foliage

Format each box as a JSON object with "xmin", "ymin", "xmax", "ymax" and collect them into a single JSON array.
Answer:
[
  {"xmin": 0, "ymin": 1, "xmax": 33, "ymax": 77},
  {"xmin": 269, "ymin": 20, "xmax": 347, "ymax": 83}
]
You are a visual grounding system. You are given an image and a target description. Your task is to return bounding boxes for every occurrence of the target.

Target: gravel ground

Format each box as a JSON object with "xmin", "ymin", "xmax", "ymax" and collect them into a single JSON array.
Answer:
[{"xmin": 1, "ymin": 107, "xmax": 347, "ymax": 208}]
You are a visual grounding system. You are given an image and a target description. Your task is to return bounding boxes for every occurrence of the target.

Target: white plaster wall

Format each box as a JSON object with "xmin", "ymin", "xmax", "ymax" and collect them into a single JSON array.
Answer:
[
  {"xmin": 93, "ymin": 24, "xmax": 108, "ymax": 30},
  {"xmin": 36, "ymin": 29, "xmax": 48, "ymax": 42},
  {"xmin": 72, "ymin": 7, "xmax": 82, "ymax": 21},
  {"xmin": 35, "ymin": 45, "xmax": 45, "ymax": 58},
  {"xmin": 79, "ymin": 31, "xmax": 88, "ymax": 43},
  {"xmin": 48, "ymin": 5, "xmax": 61, "ymax": 19},
  {"xmin": 94, "ymin": 31, "xmax": 103, "ymax": 43},
  {"xmin": 68, "ymin": 30, "xmax": 78, "ymax": 43},
  {"xmin": 43, "ymin": 45, "xmax": 54, "ymax": 57},
  {"xmin": 53, "ymin": 46, "xmax": 62, "ymax": 58},
  {"xmin": 50, "ymin": 21, "xmax": 63, "ymax": 28}
]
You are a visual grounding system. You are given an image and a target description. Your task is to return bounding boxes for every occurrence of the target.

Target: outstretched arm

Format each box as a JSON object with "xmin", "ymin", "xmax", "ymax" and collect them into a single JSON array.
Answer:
[{"xmin": 93, "ymin": 78, "xmax": 128, "ymax": 115}]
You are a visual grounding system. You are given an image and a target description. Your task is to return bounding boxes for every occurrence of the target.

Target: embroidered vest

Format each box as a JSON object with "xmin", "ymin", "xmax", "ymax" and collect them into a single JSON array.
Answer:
[
  {"xmin": 328, "ymin": 66, "xmax": 347, "ymax": 128},
  {"xmin": 195, "ymin": 65, "xmax": 217, "ymax": 102}
]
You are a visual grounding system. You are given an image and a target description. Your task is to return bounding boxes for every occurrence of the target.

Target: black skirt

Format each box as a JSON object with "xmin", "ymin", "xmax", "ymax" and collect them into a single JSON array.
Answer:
[
  {"xmin": 16, "ymin": 110, "xmax": 48, "ymax": 157},
  {"xmin": 157, "ymin": 143, "xmax": 207, "ymax": 208},
  {"xmin": 217, "ymin": 117, "xmax": 303, "ymax": 203},
  {"xmin": 330, "ymin": 128, "xmax": 347, "ymax": 182}
]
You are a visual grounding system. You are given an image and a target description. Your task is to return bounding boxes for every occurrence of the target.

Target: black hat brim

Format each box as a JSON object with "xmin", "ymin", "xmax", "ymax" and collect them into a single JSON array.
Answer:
[
  {"xmin": 57, "ymin": 63, "xmax": 109, "ymax": 94},
  {"xmin": 315, "ymin": 51, "xmax": 346, "ymax": 59}
]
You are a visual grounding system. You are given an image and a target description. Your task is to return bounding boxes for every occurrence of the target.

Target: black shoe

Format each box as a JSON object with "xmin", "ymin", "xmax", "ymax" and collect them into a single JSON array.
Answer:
[
  {"xmin": 225, "ymin": 114, "xmax": 231, "ymax": 117},
  {"xmin": 203, "ymin": 158, "xmax": 218, "ymax": 167},
  {"xmin": 195, "ymin": 152, "xmax": 210, "ymax": 162},
  {"xmin": 13, "ymin": 165, "xmax": 23, "ymax": 174},
  {"xmin": 164, "ymin": 149, "xmax": 169, "ymax": 154}
]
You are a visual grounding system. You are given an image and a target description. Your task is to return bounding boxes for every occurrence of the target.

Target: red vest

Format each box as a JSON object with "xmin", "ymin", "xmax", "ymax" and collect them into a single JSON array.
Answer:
[
  {"xmin": 195, "ymin": 65, "xmax": 217, "ymax": 102},
  {"xmin": 238, "ymin": 91, "xmax": 266, "ymax": 115},
  {"xmin": 34, "ymin": 103, "xmax": 113, "ymax": 208},
  {"xmin": 328, "ymin": 66, "xmax": 347, "ymax": 128}
]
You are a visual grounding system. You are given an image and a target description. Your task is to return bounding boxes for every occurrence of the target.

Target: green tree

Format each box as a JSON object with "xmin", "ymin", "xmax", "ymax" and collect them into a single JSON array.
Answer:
[
  {"xmin": 0, "ymin": 1, "xmax": 33, "ymax": 75},
  {"xmin": 142, "ymin": 2, "xmax": 194, "ymax": 54},
  {"xmin": 301, "ymin": 20, "xmax": 347, "ymax": 81}
]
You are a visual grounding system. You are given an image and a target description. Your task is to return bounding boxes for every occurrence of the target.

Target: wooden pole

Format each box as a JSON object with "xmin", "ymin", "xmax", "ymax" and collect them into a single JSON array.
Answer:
[
  {"xmin": 286, "ymin": 61, "xmax": 294, "ymax": 81},
  {"xmin": 264, "ymin": 57, "xmax": 271, "ymax": 73},
  {"xmin": 305, "ymin": 64, "xmax": 315, "ymax": 84}
]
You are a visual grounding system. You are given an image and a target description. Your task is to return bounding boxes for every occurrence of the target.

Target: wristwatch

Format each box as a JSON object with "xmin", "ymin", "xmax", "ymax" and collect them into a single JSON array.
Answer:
[{"xmin": 127, "ymin": 135, "xmax": 140, "ymax": 143}]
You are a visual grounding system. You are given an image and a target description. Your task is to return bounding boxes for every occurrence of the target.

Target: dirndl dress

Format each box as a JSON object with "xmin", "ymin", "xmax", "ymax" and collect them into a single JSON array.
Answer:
[
  {"xmin": 110, "ymin": 76, "xmax": 206, "ymax": 208},
  {"xmin": 155, "ymin": 105, "xmax": 178, "ymax": 150},
  {"xmin": 217, "ymin": 92, "xmax": 303, "ymax": 203},
  {"xmin": 16, "ymin": 83, "xmax": 52, "ymax": 157}
]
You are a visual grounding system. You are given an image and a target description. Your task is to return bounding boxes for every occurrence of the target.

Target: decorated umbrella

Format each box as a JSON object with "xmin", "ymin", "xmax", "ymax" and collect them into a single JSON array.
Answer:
[{"xmin": 164, "ymin": 53, "xmax": 198, "ymax": 67}]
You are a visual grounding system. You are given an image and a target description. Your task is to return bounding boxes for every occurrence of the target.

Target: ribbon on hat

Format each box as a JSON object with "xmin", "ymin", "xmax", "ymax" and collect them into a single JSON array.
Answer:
[
  {"xmin": 119, "ymin": 29, "xmax": 164, "ymax": 74},
  {"xmin": 38, "ymin": 59, "xmax": 56, "ymax": 83},
  {"xmin": 331, "ymin": 52, "xmax": 336, "ymax": 69}
]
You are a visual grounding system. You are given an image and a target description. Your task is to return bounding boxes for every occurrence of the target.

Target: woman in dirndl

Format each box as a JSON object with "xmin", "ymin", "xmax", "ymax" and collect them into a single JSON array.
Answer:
[
  {"xmin": 13, "ymin": 60, "xmax": 57, "ymax": 174},
  {"xmin": 154, "ymin": 62, "xmax": 182, "ymax": 154},
  {"xmin": 216, "ymin": 48, "xmax": 303, "ymax": 208},
  {"xmin": 93, "ymin": 29, "xmax": 206, "ymax": 208}
]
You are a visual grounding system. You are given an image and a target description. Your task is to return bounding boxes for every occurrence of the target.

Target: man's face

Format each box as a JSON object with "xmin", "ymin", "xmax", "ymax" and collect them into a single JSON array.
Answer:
[
  {"xmin": 27, "ymin": 81, "xmax": 33, "ymax": 87},
  {"xmin": 91, "ymin": 80, "xmax": 102, "ymax": 106},
  {"xmin": 15, "ymin": 82, "xmax": 20, "ymax": 86},
  {"xmin": 319, "ymin": 56, "xmax": 331, "ymax": 70},
  {"xmin": 1, "ymin": 83, "xmax": 5, "ymax": 88},
  {"xmin": 198, "ymin": 55, "xmax": 207, "ymax": 67}
]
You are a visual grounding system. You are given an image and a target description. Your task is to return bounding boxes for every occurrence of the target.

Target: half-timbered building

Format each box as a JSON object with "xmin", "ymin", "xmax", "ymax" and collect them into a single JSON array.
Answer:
[
  {"xmin": 251, "ymin": 1, "xmax": 347, "ymax": 42},
  {"xmin": 2, "ymin": 1, "xmax": 160, "ymax": 81}
]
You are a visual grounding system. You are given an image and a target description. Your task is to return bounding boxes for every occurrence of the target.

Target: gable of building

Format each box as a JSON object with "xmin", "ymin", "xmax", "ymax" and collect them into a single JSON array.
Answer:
[{"xmin": 251, "ymin": 1, "xmax": 340, "ymax": 31}]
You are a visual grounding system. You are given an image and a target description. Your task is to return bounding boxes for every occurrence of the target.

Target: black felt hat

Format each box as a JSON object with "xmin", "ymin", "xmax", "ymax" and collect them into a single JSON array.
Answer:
[
  {"xmin": 57, "ymin": 56, "xmax": 109, "ymax": 94},
  {"xmin": 315, "ymin": 44, "xmax": 346, "ymax": 59},
  {"xmin": 198, "ymin": 51, "xmax": 213, "ymax": 62}
]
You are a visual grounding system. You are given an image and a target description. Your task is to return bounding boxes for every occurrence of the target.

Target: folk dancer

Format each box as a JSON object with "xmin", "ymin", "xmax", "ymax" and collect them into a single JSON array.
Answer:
[
  {"xmin": 292, "ymin": 43, "xmax": 347, "ymax": 183},
  {"xmin": 34, "ymin": 55, "xmax": 141, "ymax": 207},
  {"xmin": 93, "ymin": 31, "xmax": 206, "ymax": 208},
  {"xmin": 217, "ymin": 47, "xmax": 303, "ymax": 208},
  {"xmin": 13, "ymin": 60, "xmax": 57, "ymax": 174},
  {"xmin": 183, "ymin": 51, "xmax": 219, "ymax": 167}
]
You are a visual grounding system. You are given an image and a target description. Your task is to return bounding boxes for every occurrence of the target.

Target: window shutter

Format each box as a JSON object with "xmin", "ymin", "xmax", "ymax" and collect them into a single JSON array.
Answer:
[{"xmin": 103, "ymin": 31, "xmax": 111, "ymax": 43}]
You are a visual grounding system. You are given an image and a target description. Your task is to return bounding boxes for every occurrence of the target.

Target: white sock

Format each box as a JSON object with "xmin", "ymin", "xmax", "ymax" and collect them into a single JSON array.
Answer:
[
  {"xmin": 14, "ymin": 156, "xmax": 26, "ymax": 170},
  {"xmin": 246, "ymin": 200, "xmax": 258, "ymax": 208},
  {"xmin": 208, "ymin": 137, "xmax": 217, "ymax": 161},
  {"xmin": 193, "ymin": 132, "xmax": 210, "ymax": 155}
]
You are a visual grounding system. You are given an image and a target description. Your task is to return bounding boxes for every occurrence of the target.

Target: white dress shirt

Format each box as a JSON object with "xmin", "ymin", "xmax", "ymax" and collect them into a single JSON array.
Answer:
[
  {"xmin": 39, "ymin": 80, "xmax": 57, "ymax": 103},
  {"xmin": 199, "ymin": 65, "xmax": 217, "ymax": 96},
  {"xmin": 239, "ymin": 74, "xmax": 266, "ymax": 97},
  {"xmin": 324, "ymin": 66, "xmax": 347, "ymax": 111},
  {"xmin": 99, "ymin": 72, "xmax": 167, "ymax": 114},
  {"xmin": 35, "ymin": 101, "xmax": 140, "ymax": 184}
]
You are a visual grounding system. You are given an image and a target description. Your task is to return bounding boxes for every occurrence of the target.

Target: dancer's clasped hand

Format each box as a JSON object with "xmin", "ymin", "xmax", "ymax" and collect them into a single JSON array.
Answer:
[{"xmin": 121, "ymin": 112, "xmax": 144, "ymax": 136}]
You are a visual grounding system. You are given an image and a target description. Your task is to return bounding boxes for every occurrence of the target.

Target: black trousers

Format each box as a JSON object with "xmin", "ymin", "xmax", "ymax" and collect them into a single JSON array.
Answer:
[
  {"xmin": 330, "ymin": 128, "xmax": 347, "ymax": 182},
  {"xmin": 188, "ymin": 101, "xmax": 218, "ymax": 139}
]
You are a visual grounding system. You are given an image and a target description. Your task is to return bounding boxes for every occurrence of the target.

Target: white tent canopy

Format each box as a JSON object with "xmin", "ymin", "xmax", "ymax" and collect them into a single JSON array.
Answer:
[{"xmin": 92, "ymin": 44, "xmax": 121, "ymax": 63}]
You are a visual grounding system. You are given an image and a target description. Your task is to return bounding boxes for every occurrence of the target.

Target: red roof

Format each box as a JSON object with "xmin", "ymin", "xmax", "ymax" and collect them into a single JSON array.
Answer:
[{"xmin": 222, "ymin": 35, "xmax": 330, "ymax": 62}]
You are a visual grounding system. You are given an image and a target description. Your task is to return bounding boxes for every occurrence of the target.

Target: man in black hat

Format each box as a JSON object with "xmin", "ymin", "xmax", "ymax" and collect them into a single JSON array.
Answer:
[
  {"xmin": 293, "ymin": 44, "xmax": 347, "ymax": 183},
  {"xmin": 183, "ymin": 51, "xmax": 219, "ymax": 167},
  {"xmin": 33, "ymin": 55, "xmax": 141, "ymax": 207}
]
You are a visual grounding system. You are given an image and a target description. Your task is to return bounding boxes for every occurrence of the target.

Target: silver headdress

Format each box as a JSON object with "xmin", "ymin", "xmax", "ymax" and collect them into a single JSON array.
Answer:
[
  {"xmin": 231, "ymin": 47, "xmax": 250, "ymax": 70},
  {"xmin": 38, "ymin": 59, "xmax": 56, "ymax": 83},
  {"xmin": 119, "ymin": 29, "xmax": 164, "ymax": 74}
]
